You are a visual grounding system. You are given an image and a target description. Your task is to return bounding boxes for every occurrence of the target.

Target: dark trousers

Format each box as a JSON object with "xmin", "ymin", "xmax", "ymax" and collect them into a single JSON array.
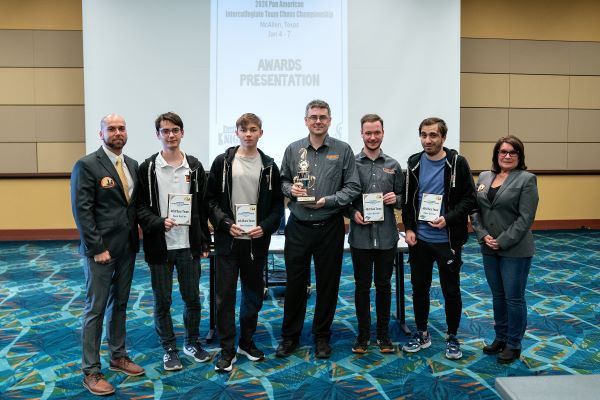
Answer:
[
  {"xmin": 281, "ymin": 214, "xmax": 344, "ymax": 342},
  {"xmin": 351, "ymin": 247, "xmax": 395, "ymax": 340},
  {"xmin": 149, "ymin": 248, "xmax": 200, "ymax": 351},
  {"xmin": 408, "ymin": 240, "xmax": 463, "ymax": 335},
  {"xmin": 215, "ymin": 240, "xmax": 265, "ymax": 355},
  {"xmin": 81, "ymin": 251, "xmax": 136, "ymax": 375}
]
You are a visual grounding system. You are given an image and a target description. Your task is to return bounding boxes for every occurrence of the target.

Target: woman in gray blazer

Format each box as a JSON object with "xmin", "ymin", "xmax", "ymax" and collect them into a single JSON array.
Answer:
[{"xmin": 471, "ymin": 135, "xmax": 539, "ymax": 364}]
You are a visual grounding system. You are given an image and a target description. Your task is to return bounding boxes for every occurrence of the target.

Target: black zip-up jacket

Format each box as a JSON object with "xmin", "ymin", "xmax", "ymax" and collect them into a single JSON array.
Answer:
[
  {"xmin": 206, "ymin": 146, "xmax": 284, "ymax": 256},
  {"xmin": 402, "ymin": 147, "xmax": 476, "ymax": 248},
  {"xmin": 137, "ymin": 153, "xmax": 210, "ymax": 263}
]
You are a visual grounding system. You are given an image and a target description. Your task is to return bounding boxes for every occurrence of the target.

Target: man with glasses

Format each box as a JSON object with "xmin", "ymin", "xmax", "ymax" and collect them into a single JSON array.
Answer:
[
  {"xmin": 401, "ymin": 117, "xmax": 476, "ymax": 360},
  {"xmin": 137, "ymin": 112, "xmax": 211, "ymax": 371},
  {"xmin": 71, "ymin": 114, "xmax": 145, "ymax": 396},
  {"xmin": 276, "ymin": 99, "xmax": 361, "ymax": 359}
]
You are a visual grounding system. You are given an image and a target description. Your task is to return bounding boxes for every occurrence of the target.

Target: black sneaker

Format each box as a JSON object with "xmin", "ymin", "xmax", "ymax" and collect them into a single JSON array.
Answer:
[
  {"xmin": 275, "ymin": 339, "xmax": 298, "ymax": 358},
  {"xmin": 163, "ymin": 348, "xmax": 182, "ymax": 371},
  {"xmin": 214, "ymin": 352, "xmax": 237, "ymax": 372},
  {"xmin": 351, "ymin": 338, "xmax": 370, "ymax": 354},
  {"xmin": 183, "ymin": 341, "xmax": 210, "ymax": 363},
  {"xmin": 237, "ymin": 342, "xmax": 265, "ymax": 361},
  {"xmin": 377, "ymin": 337, "xmax": 394, "ymax": 353},
  {"xmin": 402, "ymin": 331, "xmax": 432, "ymax": 353},
  {"xmin": 445, "ymin": 334, "xmax": 463, "ymax": 360},
  {"xmin": 315, "ymin": 339, "xmax": 332, "ymax": 359}
]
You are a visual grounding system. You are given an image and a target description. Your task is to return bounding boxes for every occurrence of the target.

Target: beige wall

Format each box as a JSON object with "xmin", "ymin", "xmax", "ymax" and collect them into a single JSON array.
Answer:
[
  {"xmin": 0, "ymin": 0, "xmax": 85, "ymax": 175},
  {"xmin": 0, "ymin": 179, "xmax": 75, "ymax": 229},
  {"xmin": 462, "ymin": 0, "xmax": 600, "ymax": 41},
  {"xmin": 0, "ymin": 0, "xmax": 599, "ymax": 234},
  {"xmin": 461, "ymin": 39, "xmax": 600, "ymax": 171},
  {"xmin": 461, "ymin": 0, "xmax": 600, "ymax": 222}
]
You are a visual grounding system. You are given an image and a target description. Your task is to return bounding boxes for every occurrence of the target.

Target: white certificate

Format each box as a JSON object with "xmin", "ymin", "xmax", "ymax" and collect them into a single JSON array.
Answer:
[
  {"xmin": 167, "ymin": 193, "xmax": 192, "ymax": 225},
  {"xmin": 235, "ymin": 204, "xmax": 257, "ymax": 233},
  {"xmin": 418, "ymin": 193, "xmax": 443, "ymax": 222},
  {"xmin": 362, "ymin": 192, "xmax": 384, "ymax": 222}
]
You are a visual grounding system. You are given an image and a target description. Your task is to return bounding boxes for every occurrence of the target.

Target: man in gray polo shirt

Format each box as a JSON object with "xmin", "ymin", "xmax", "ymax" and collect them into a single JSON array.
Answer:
[
  {"xmin": 276, "ymin": 99, "xmax": 361, "ymax": 359},
  {"xmin": 346, "ymin": 114, "xmax": 404, "ymax": 354}
]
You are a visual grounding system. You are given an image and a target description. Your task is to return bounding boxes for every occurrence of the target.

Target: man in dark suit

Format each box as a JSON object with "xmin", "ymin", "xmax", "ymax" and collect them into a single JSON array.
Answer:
[{"xmin": 71, "ymin": 113, "xmax": 145, "ymax": 396}]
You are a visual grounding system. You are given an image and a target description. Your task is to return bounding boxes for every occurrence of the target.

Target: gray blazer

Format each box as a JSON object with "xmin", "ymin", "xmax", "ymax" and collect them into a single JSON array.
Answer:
[{"xmin": 471, "ymin": 169, "xmax": 538, "ymax": 257}]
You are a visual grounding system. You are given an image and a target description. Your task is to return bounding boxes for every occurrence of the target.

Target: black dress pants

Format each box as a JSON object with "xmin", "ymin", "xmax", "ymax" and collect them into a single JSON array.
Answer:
[
  {"xmin": 350, "ymin": 247, "xmax": 395, "ymax": 340},
  {"xmin": 281, "ymin": 214, "xmax": 344, "ymax": 342}
]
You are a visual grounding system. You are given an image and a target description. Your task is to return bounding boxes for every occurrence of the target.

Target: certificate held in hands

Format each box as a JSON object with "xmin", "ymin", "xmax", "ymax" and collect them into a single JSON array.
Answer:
[
  {"xmin": 362, "ymin": 192, "xmax": 384, "ymax": 222},
  {"xmin": 167, "ymin": 193, "xmax": 192, "ymax": 225},
  {"xmin": 235, "ymin": 204, "xmax": 257, "ymax": 233},
  {"xmin": 418, "ymin": 193, "xmax": 443, "ymax": 222}
]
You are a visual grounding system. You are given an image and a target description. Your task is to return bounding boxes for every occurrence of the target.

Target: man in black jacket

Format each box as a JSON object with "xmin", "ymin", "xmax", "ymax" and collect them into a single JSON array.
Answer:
[
  {"xmin": 137, "ymin": 112, "xmax": 211, "ymax": 371},
  {"xmin": 401, "ymin": 117, "xmax": 476, "ymax": 360},
  {"xmin": 206, "ymin": 113, "xmax": 284, "ymax": 372}
]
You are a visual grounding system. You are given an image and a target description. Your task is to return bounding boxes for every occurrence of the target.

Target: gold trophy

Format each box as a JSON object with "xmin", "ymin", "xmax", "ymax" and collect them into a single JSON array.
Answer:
[{"xmin": 293, "ymin": 148, "xmax": 316, "ymax": 204}]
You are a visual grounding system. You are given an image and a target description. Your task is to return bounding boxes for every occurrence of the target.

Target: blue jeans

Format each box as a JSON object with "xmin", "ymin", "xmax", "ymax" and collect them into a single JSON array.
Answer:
[{"xmin": 483, "ymin": 254, "xmax": 532, "ymax": 349}]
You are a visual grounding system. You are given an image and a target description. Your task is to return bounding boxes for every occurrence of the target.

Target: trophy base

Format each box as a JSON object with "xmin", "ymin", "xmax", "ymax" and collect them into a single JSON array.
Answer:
[{"xmin": 297, "ymin": 196, "xmax": 316, "ymax": 205}]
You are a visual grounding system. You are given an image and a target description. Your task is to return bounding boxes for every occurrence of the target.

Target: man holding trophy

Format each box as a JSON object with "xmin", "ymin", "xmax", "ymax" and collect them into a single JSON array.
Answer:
[
  {"xmin": 207, "ymin": 113, "xmax": 284, "ymax": 372},
  {"xmin": 346, "ymin": 114, "xmax": 404, "ymax": 354},
  {"xmin": 277, "ymin": 100, "xmax": 361, "ymax": 359}
]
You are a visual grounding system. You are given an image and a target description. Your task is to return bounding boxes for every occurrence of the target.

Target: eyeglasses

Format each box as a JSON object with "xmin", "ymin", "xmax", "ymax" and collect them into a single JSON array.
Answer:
[
  {"xmin": 306, "ymin": 115, "xmax": 330, "ymax": 123},
  {"xmin": 498, "ymin": 150, "xmax": 519, "ymax": 157},
  {"xmin": 159, "ymin": 127, "xmax": 182, "ymax": 136}
]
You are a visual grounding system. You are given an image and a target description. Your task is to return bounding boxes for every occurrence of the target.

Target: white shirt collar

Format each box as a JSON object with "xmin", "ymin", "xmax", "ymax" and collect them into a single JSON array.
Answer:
[
  {"xmin": 102, "ymin": 145, "xmax": 122, "ymax": 164},
  {"xmin": 156, "ymin": 151, "xmax": 188, "ymax": 169}
]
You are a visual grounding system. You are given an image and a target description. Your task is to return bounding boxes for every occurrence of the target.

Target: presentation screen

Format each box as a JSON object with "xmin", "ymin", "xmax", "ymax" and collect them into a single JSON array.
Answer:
[
  {"xmin": 210, "ymin": 0, "xmax": 347, "ymax": 164},
  {"xmin": 83, "ymin": 0, "xmax": 460, "ymax": 169}
]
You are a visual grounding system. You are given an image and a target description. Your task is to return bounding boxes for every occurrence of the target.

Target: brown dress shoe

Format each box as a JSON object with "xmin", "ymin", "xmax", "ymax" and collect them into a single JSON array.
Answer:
[
  {"xmin": 497, "ymin": 347, "xmax": 521, "ymax": 364},
  {"xmin": 482, "ymin": 339, "xmax": 506, "ymax": 355},
  {"xmin": 109, "ymin": 356, "xmax": 145, "ymax": 376},
  {"xmin": 83, "ymin": 373, "xmax": 115, "ymax": 396}
]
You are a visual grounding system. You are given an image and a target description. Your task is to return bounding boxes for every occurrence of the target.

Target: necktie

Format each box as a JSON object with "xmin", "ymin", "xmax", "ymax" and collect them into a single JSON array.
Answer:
[{"xmin": 116, "ymin": 157, "xmax": 130, "ymax": 203}]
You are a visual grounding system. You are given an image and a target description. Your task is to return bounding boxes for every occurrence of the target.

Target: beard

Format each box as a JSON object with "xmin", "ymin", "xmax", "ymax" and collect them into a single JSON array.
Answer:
[{"xmin": 105, "ymin": 137, "xmax": 126, "ymax": 150}]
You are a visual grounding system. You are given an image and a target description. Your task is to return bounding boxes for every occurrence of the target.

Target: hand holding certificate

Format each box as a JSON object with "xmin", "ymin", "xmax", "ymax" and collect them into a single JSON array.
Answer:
[
  {"xmin": 418, "ymin": 193, "xmax": 443, "ymax": 222},
  {"xmin": 363, "ymin": 192, "xmax": 384, "ymax": 222},
  {"xmin": 235, "ymin": 204, "xmax": 257, "ymax": 234},
  {"xmin": 167, "ymin": 193, "xmax": 192, "ymax": 225}
]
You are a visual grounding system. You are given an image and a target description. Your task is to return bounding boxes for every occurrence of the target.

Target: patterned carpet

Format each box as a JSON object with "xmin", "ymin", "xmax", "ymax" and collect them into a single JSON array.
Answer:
[{"xmin": 0, "ymin": 230, "xmax": 599, "ymax": 399}]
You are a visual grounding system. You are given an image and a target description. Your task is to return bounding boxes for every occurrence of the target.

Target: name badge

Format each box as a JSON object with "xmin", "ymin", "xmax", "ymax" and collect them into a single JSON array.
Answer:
[
  {"xmin": 362, "ymin": 192, "xmax": 384, "ymax": 222},
  {"xmin": 418, "ymin": 193, "xmax": 442, "ymax": 222},
  {"xmin": 167, "ymin": 193, "xmax": 192, "ymax": 225},
  {"xmin": 235, "ymin": 204, "xmax": 257, "ymax": 233}
]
